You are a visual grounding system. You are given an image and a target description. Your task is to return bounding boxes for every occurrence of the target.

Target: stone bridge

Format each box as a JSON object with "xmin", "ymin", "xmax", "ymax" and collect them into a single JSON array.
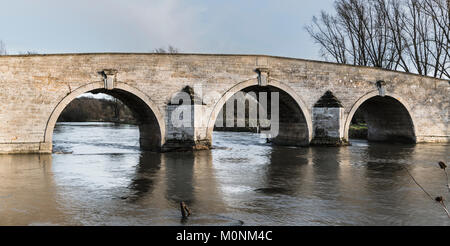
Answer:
[{"xmin": 0, "ymin": 53, "xmax": 448, "ymax": 154}]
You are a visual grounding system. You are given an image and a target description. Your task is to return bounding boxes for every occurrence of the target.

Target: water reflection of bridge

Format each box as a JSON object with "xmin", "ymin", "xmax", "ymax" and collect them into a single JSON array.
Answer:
[{"xmin": 0, "ymin": 141, "xmax": 448, "ymax": 225}]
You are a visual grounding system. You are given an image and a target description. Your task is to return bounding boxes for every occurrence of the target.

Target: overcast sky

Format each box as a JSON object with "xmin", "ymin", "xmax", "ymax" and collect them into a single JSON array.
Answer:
[{"xmin": 0, "ymin": 0, "xmax": 335, "ymax": 60}]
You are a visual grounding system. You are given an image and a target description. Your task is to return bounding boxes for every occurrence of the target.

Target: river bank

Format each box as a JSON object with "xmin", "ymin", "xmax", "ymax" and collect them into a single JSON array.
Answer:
[{"xmin": 349, "ymin": 123, "xmax": 368, "ymax": 139}]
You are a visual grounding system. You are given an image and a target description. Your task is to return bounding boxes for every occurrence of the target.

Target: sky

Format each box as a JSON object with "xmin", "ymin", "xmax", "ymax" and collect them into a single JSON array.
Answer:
[{"xmin": 0, "ymin": 0, "xmax": 335, "ymax": 60}]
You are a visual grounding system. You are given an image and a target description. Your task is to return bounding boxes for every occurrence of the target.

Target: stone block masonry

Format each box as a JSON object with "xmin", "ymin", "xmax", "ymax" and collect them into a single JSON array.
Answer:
[{"xmin": 0, "ymin": 53, "xmax": 448, "ymax": 153}]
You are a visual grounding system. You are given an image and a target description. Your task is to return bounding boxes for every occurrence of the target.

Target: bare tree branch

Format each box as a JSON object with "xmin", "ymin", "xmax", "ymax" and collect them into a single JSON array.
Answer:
[
  {"xmin": 0, "ymin": 40, "xmax": 6, "ymax": 55},
  {"xmin": 306, "ymin": 0, "xmax": 449, "ymax": 79},
  {"xmin": 153, "ymin": 45, "xmax": 179, "ymax": 54}
]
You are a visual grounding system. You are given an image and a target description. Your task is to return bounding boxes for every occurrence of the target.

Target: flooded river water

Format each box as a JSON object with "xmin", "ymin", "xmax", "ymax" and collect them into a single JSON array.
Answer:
[{"xmin": 0, "ymin": 122, "xmax": 449, "ymax": 225}]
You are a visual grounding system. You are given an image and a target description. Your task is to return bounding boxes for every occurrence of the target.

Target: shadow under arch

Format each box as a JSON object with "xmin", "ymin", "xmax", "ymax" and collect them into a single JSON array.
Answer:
[
  {"xmin": 206, "ymin": 78, "xmax": 313, "ymax": 146},
  {"xmin": 43, "ymin": 82, "xmax": 166, "ymax": 152},
  {"xmin": 344, "ymin": 91, "xmax": 416, "ymax": 143}
]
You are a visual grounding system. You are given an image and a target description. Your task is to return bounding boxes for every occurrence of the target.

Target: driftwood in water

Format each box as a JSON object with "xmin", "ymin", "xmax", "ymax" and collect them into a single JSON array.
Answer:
[{"xmin": 180, "ymin": 201, "xmax": 191, "ymax": 218}]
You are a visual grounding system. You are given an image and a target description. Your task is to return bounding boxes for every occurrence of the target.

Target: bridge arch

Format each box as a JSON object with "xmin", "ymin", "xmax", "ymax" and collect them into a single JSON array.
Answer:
[
  {"xmin": 43, "ymin": 82, "xmax": 166, "ymax": 152},
  {"xmin": 344, "ymin": 91, "xmax": 416, "ymax": 143},
  {"xmin": 206, "ymin": 78, "xmax": 313, "ymax": 146}
]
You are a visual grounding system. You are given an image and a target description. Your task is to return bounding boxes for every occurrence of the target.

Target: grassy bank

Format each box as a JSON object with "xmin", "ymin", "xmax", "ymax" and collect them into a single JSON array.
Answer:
[{"xmin": 349, "ymin": 123, "xmax": 368, "ymax": 139}]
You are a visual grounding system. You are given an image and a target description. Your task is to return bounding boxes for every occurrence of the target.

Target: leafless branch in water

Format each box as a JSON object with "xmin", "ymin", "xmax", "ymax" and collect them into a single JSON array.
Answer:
[
  {"xmin": 438, "ymin": 161, "xmax": 450, "ymax": 192},
  {"xmin": 403, "ymin": 164, "xmax": 450, "ymax": 219}
]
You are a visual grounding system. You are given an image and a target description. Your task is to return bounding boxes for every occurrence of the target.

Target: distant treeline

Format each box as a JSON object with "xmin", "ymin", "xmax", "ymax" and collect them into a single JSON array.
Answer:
[
  {"xmin": 57, "ymin": 97, "xmax": 137, "ymax": 124},
  {"xmin": 59, "ymin": 96, "xmax": 368, "ymax": 138}
]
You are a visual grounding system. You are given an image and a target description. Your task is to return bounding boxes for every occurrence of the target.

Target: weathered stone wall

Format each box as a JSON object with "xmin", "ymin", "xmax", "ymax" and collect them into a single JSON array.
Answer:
[
  {"xmin": 0, "ymin": 53, "xmax": 448, "ymax": 153},
  {"xmin": 312, "ymin": 108, "xmax": 345, "ymax": 143}
]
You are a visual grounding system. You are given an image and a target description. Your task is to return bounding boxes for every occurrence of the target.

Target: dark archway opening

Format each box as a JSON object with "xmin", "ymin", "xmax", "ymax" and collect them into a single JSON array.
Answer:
[
  {"xmin": 213, "ymin": 85, "xmax": 309, "ymax": 146},
  {"xmin": 349, "ymin": 96, "xmax": 416, "ymax": 143},
  {"xmin": 55, "ymin": 89, "xmax": 161, "ymax": 152}
]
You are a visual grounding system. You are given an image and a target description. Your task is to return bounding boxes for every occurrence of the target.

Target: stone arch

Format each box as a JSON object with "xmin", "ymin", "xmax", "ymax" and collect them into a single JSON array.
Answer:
[
  {"xmin": 43, "ymin": 81, "xmax": 165, "ymax": 152},
  {"xmin": 206, "ymin": 78, "xmax": 313, "ymax": 145},
  {"xmin": 344, "ymin": 91, "xmax": 416, "ymax": 143}
]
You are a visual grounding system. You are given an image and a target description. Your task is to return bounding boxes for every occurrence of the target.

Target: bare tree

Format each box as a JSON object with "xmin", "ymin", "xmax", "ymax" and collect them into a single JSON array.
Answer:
[
  {"xmin": 0, "ymin": 40, "xmax": 6, "ymax": 55},
  {"xmin": 420, "ymin": 0, "xmax": 450, "ymax": 78},
  {"xmin": 378, "ymin": 0, "xmax": 411, "ymax": 72},
  {"xmin": 306, "ymin": 0, "xmax": 400, "ymax": 69},
  {"xmin": 18, "ymin": 51, "xmax": 39, "ymax": 55},
  {"xmin": 306, "ymin": 12, "xmax": 348, "ymax": 64},
  {"xmin": 399, "ymin": 0, "xmax": 449, "ymax": 78},
  {"xmin": 306, "ymin": 0, "xmax": 450, "ymax": 79},
  {"xmin": 0, "ymin": 40, "xmax": 41, "ymax": 56},
  {"xmin": 153, "ymin": 45, "xmax": 179, "ymax": 54}
]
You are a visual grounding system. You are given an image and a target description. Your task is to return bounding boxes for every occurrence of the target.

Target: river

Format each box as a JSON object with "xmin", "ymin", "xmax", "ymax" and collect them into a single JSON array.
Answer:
[{"xmin": 0, "ymin": 122, "xmax": 449, "ymax": 225}]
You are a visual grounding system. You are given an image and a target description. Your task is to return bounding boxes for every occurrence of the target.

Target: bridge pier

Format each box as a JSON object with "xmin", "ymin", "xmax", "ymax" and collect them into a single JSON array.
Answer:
[
  {"xmin": 311, "ymin": 91, "xmax": 348, "ymax": 146},
  {"xmin": 162, "ymin": 99, "xmax": 211, "ymax": 152}
]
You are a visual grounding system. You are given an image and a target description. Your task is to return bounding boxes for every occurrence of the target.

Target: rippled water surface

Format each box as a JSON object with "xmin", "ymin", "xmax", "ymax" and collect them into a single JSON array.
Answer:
[{"xmin": 0, "ymin": 122, "xmax": 449, "ymax": 225}]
